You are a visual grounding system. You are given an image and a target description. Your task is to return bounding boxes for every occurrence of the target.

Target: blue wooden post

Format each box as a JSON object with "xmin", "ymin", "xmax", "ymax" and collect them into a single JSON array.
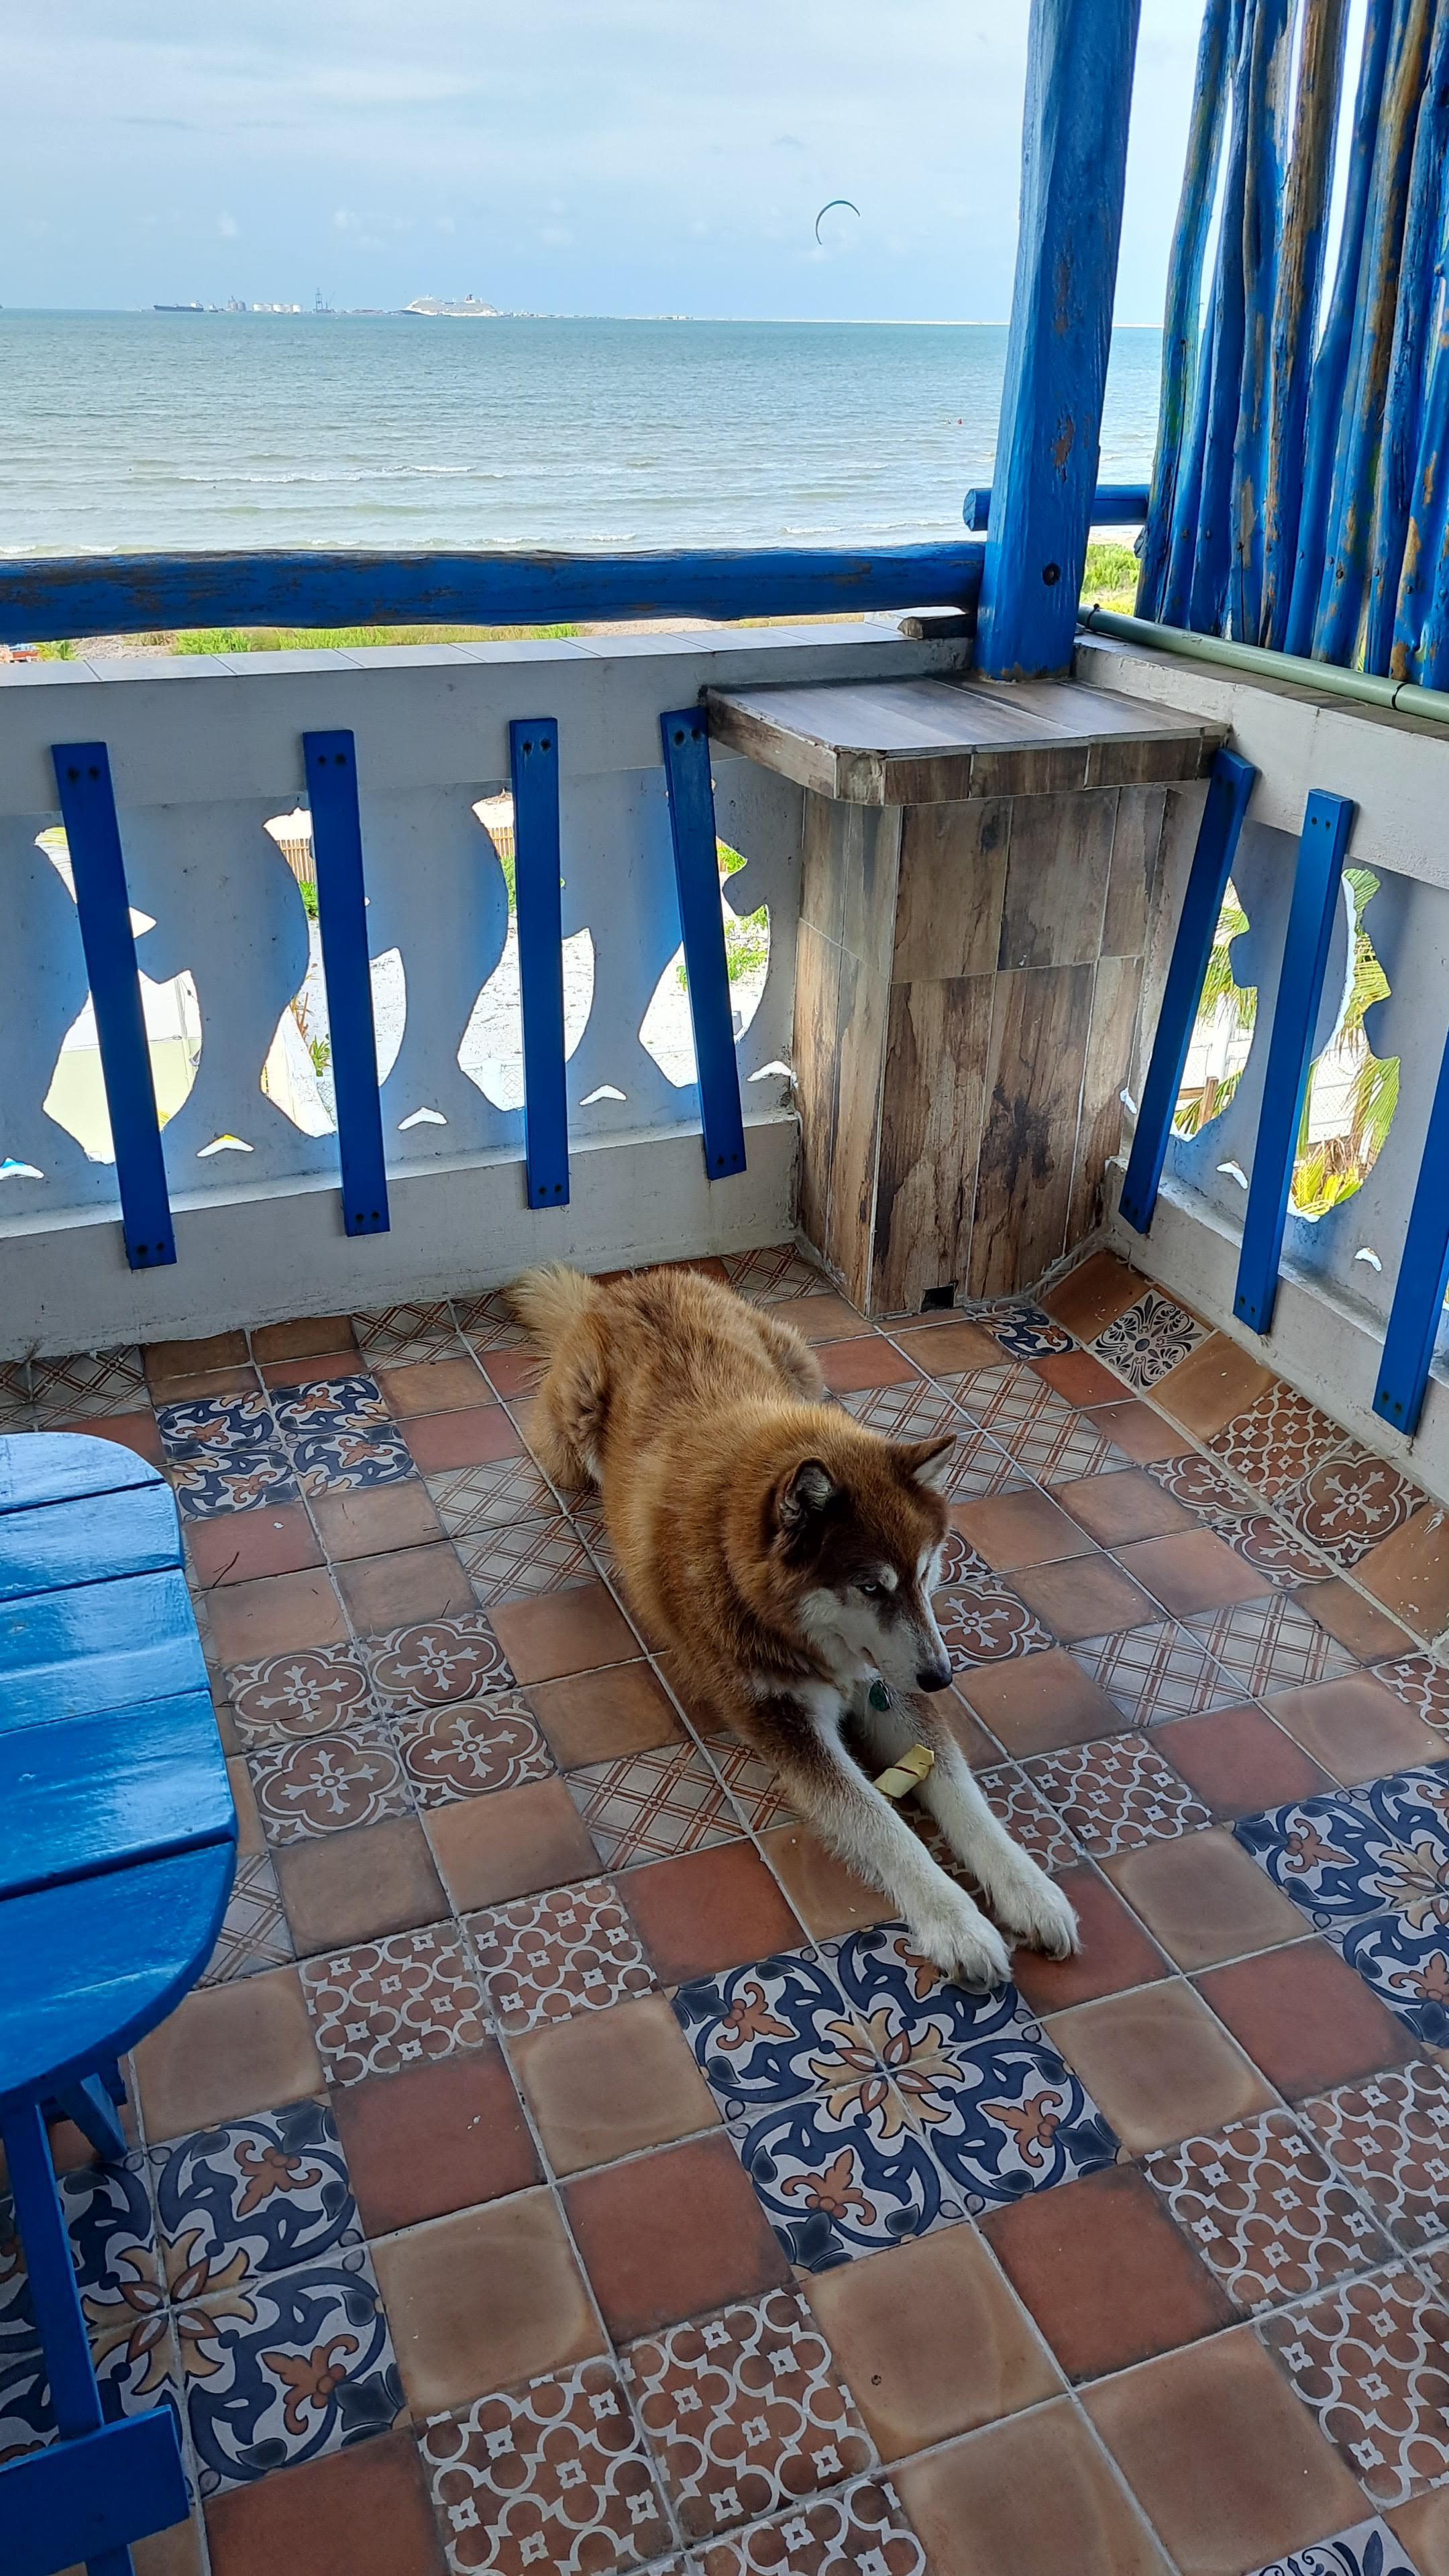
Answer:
[
  {"xmin": 659, "ymin": 711, "xmax": 747, "ymax": 1182},
  {"xmin": 1228, "ymin": 0, "xmax": 1294, "ymax": 647},
  {"xmin": 302, "ymin": 732, "xmax": 390, "ymax": 1238},
  {"xmin": 1375, "ymin": 1022, "xmax": 1449, "ymax": 1436},
  {"xmin": 1258, "ymin": 0, "xmax": 1351, "ymax": 647},
  {"xmin": 1363, "ymin": 0, "xmax": 1449, "ymax": 673},
  {"xmin": 50, "ymin": 744, "xmax": 176, "ymax": 1275},
  {"xmin": 1187, "ymin": 11, "xmax": 1254, "ymax": 637},
  {"xmin": 509, "ymin": 718, "xmax": 570, "ymax": 1210},
  {"xmin": 974, "ymin": 0, "xmax": 1143, "ymax": 679}
]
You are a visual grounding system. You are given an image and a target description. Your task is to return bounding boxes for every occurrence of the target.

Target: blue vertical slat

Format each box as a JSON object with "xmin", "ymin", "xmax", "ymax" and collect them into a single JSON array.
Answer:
[
  {"xmin": 508, "ymin": 718, "xmax": 570, "ymax": 1209},
  {"xmin": 659, "ymin": 709, "xmax": 746, "ymax": 1181},
  {"xmin": 302, "ymin": 731, "xmax": 390, "ymax": 1238},
  {"xmin": 50, "ymin": 742, "xmax": 175, "ymax": 1273},
  {"xmin": 1234, "ymin": 789, "xmax": 1356, "ymax": 1334},
  {"xmin": 1119, "ymin": 747, "xmax": 1258, "ymax": 1235},
  {"xmin": 1374, "ymin": 1026, "xmax": 1449, "ymax": 1437}
]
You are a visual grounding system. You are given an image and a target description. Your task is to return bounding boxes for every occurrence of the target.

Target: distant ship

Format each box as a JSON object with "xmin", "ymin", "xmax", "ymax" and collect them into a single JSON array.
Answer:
[
  {"xmin": 154, "ymin": 302, "xmax": 205, "ymax": 313},
  {"xmin": 405, "ymin": 295, "xmax": 500, "ymax": 319}
]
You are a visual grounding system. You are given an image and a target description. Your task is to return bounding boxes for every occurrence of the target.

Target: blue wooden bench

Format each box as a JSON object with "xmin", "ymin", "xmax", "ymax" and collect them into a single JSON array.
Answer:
[{"xmin": 0, "ymin": 1433, "xmax": 236, "ymax": 2576}]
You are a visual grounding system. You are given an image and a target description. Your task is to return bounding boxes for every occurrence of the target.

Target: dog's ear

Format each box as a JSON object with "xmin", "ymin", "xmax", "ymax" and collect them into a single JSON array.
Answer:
[
  {"xmin": 896, "ymin": 1434, "xmax": 956, "ymax": 1493},
  {"xmin": 777, "ymin": 1458, "xmax": 837, "ymax": 1527}
]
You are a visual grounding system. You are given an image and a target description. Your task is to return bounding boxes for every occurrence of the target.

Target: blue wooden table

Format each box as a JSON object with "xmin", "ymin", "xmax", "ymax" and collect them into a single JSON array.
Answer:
[{"xmin": 0, "ymin": 1433, "xmax": 236, "ymax": 2576}]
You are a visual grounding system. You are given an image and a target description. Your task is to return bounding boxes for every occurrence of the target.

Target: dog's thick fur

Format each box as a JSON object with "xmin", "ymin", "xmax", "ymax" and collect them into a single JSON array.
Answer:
[{"xmin": 511, "ymin": 1260, "xmax": 1079, "ymax": 1984}]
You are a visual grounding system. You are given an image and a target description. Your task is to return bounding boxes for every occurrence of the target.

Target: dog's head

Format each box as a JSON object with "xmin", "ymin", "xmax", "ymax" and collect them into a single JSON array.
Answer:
[{"xmin": 765, "ymin": 1427, "xmax": 955, "ymax": 1695}]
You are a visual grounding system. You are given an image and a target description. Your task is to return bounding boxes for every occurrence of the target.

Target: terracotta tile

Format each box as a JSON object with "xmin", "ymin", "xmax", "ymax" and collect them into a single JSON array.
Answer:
[
  {"xmin": 1053, "ymin": 1467, "xmax": 1194, "ymax": 1547},
  {"xmin": 1358, "ymin": 1506, "xmax": 1449, "ymax": 1638},
  {"xmin": 789, "ymin": 1290, "xmax": 869, "ymax": 1342},
  {"xmin": 802, "ymin": 2226, "xmax": 1062, "ymax": 2461},
  {"xmin": 894, "ymin": 1320, "xmax": 1004, "ymax": 1379},
  {"xmin": 1081, "ymin": 2326, "xmax": 1365, "ymax": 2576},
  {"xmin": 205, "ymin": 2428, "xmax": 444, "ymax": 2576},
  {"xmin": 982, "ymin": 2161, "xmax": 1233, "ymax": 2379},
  {"xmin": 308, "ymin": 1479, "xmax": 444, "ymax": 1562},
  {"xmin": 336, "ymin": 1540, "xmax": 474, "ymax": 1635},
  {"xmin": 1146, "ymin": 2107, "xmax": 1390, "ymax": 2312},
  {"xmin": 56, "ymin": 1407, "xmax": 167, "ymax": 1466},
  {"xmin": 75, "ymin": 2517, "xmax": 207, "ymax": 2576},
  {"xmin": 257, "ymin": 1350, "xmax": 368, "ymax": 1393},
  {"xmin": 186, "ymin": 1501, "xmax": 322, "ymax": 1587},
  {"xmin": 1261, "ymin": 1672, "xmax": 1446, "ymax": 1786},
  {"xmin": 1390, "ymin": 2488, "xmax": 1449, "ymax": 2573},
  {"xmin": 300, "ymin": 1923, "xmax": 487, "ymax": 2082},
  {"xmin": 1116, "ymin": 1528, "xmax": 1274, "ymax": 1618},
  {"xmin": 1011, "ymin": 1554, "xmax": 1159, "ymax": 1645},
  {"xmin": 371, "ymin": 2189, "xmax": 600, "ymax": 2412},
  {"xmin": 1083, "ymin": 1398, "xmax": 1193, "ymax": 1464},
  {"xmin": 512, "ymin": 1991, "xmax": 718, "ymax": 2176},
  {"xmin": 1197, "ymin": 1940, "xmax": 1418, "ymax": 2099},
  {"xmin": 957, "ymin": 1647, "xmax": 1124, "ymax": 1758},
  {"xmin": 135, "ymin": 1966, "xmax": 323, "ymax": 2141},
  {"xmin": 420, "ymin": 2358, "xmax": 669, "ymax": 2572},
  {"xmin": 252, "ymin": 1314, "xmax": 359, "ymax": 1364},
  {"xmin": 757, "ymin": 1823, "xmax": 897, "ymax": 1938},
  {"xmin": 480, "ymin": 1346, "xmax": 543, "ymax": 1399},
  {"xmin": 1259, "ymin": 2262, "xmax": 1449, "ymax": 2509},
  {"xmin": 1010, "ymin": 1864, "xmax": 1170, "ymax": 2011},
  {"xmin": 623, "ymin": 1840, "xmax": 804, "ymax": 1983},
  {"xmin": 1102, "ymin": 1827, "xmax": 1308, "ymax": 1971},
  {"xmin": 1210, "ymin": 1383, "xmax": 1344, "ymax": 1499},
  {"xmin": 818, "ymin": 1336, "xmax": 921, "ymax": 1393},
  {"xmin": 1301, "ymin": 2060, "xmax": 1449, "ymax": 2251},
  {"xmin": 942, "ymin": 1691, "xmax": 1002, "ymax": 1766},
  {"xmin": 208, "ymin": 1566, "xmax": 346, "ymax": 1664},
  {"xmin": 226, "ymin": 1756, "xmax": 264, "ymax": 1855},
  {"xmin": 1153, "ymin": 1701, "xmax": 1336, "ymax": 1821},
  {"xmin": 401, "ymin": 1403, "xmax": 523, "ymax": 1474},
  {"xmin": 1298, "ymin": 1577, "xmax": 1415, "ymax": 1664},
  {"xmin": 372, "ymin": 1355, "xmax": 486, "ymax": 1415},
  {"xmin": 331, "ymin": 2045, "xmax": 541, "ymax": 2234},
  {"xmin": 564, "ymin": 2132, "xmax": 790, "ymax": 2340},
  {"xmin": 274, "ymin": 1815, "xmax": 449, "ymax": 1954},
  {"xmin": 1045, "ymin": 1982, "xmax": 1275, "ymax": 2153},
  {"xmin": 1284, "ymin": 1444, "xmax": 1426, "ymax": 1571},
  {"xmin": 896, "ymin": 2398, "xmax": 1173, "ymax": 2576},
  {"xmin": 510, "ymin": 1662, "xmax": 678, "ymax": 1771},
  {"xmin": 491, "ymin": 1581, "xmax": 639, "ymax": 1682},
  {"xmin": 146, "ymin": 1329, "xmax": 250, "ymax": 1385},
  {"xmin": 466, "ymin": 1879, "xmax": 655, "ymax": 2034},
  {"xmin": 951, "ymin": 1487, "xmax": 1097, "ymax": 1572},
  {"xmin": 1040, "ymin": 1251, "xmax": 1143, "ymax": 1340},
  {"xmin": 423, "ymin": 1775, "xmax": 598, "ymax": 1909},
  {"xmin": 1152, "ymin": 1333, "xmax": 1277, "ymax": 1439},
  {"xmin": 1026, "ymin": 1734, "xmax": 1212, "ymax": 1858},
  {"xmin": 1030, "ymin": 1348, "xmax": 1124, "ymax": 1407}
]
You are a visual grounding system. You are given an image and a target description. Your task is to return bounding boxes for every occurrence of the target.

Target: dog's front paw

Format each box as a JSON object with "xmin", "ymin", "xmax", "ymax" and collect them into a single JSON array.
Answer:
[
  {"xmin": 990, "ymin": 1860, "xmax": 1080, "ymax": 1961},
  {"xmin": 908, "ymin": 1889, "xmax": 1012, "ymax": 1990}
]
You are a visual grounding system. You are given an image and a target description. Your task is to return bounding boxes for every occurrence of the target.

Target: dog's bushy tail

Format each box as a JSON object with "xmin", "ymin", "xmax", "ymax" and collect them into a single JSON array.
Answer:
[{"xmin": 508, "ymin": 1263, "xmax": 601, "ymax": 1352}]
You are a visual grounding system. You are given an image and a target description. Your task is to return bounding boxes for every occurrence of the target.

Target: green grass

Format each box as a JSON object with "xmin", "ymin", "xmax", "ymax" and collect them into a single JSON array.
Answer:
[
  {"xmin": 171, "ymin": 622, "xmax": 580, "ymax": 654},
  {"xmin": 1080, "ymin": 541, "xmax": 1140, "ymax": 612},
  {"xmin": 677, "ymin": 842, "xmax": 768, "ymax": 988}
]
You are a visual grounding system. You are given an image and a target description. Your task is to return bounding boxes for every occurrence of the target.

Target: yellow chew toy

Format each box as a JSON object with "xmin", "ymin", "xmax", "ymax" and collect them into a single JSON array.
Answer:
[{"xmin": 873, "ymin": 1742, "xmax": 936, "ymax": 1800}]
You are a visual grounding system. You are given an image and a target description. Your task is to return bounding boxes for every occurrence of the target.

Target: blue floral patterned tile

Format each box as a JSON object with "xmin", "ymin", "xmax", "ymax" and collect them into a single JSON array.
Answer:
[
  {"xmin": 182, "ymin": 2244, "xmax": 402, "ymax": 2494},
  {"xmin": 0, "ymin": 2154, "xmax": 160, "ymax": 2353},
  {"xmin": 907, "ymin": 2022, "xmax": 1117, "ymax": 2212},
  {"xmin": 270, "ymin": 1376, "xmax": 390, "ymax": 1438},
  {"xmin": 168, "ymin": 1444, "xmax": 299, "ymax": 1519},
  {"xmin": 1352, "ymin": 1768, "xmax": 1449, "ymax": 1870},
  {"xmin": 1234, "ymin": 1796, "xmax": 1407, "ymax": 1932},
  {"xmin": 673, "ymin": 1951, "xmax": 865, "ymax": 2109},
  {"xmin": 0, "ymin": 2314, "xmax": 184, "ymax": 2469},
  {"xmin": 150, "ymin": 2100, "xmax": 361, "ymax": 2294},
  {"xmin": 156, "ymin": 1391, "xmax": 278, "ymax": 1454},
  {"xmin": 1336, "ymin": 1912, "xmax": 1449, "ymax": 2050},
  {"xmin": 968, "ymin": 1300, "xmax": 1074, "ymax": 1358},
  {"xmin": 724, "ymin": 2081, "xmax": 966, "ymax": 2271},
  {"xmin": 1094, "ymin": 1291, "xmax": 1208, "ymax": 1391},
  {"xmin": 824, "ymin": 1922, "xmax": 1022, "ymax": 2055},
  {"xmin": 1244, "ymin": 2515, "xmax": 1421, "ymax": 2575},
  {"xmin": 289, "ymin": 1425, "xmax": 417, "ymax": 1495}
]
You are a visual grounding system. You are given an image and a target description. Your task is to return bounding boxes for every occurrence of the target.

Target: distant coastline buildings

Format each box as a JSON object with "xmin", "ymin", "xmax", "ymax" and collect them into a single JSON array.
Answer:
[{"xmin": 152, "ymin": 291, "xmax": 502, "ymax": 318}]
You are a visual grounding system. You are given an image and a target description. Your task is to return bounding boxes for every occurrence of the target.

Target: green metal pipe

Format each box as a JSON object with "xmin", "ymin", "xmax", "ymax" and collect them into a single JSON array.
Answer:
[{"xmin": 1076, "ymin": 600, "xmax": 1449, "ymax": 723}]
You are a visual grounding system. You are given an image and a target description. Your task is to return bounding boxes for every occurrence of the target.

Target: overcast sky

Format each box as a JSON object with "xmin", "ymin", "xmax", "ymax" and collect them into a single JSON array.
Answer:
[{"xmin": 4, "ymin": 1, "xmax": 1201, "ymax": 324}]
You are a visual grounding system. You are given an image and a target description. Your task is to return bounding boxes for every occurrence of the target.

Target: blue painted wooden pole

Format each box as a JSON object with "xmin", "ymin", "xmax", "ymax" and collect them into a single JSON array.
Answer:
[
  {"xmin": 974, "ymin": 0, "xmax": 1144, "ymax": 680},
  {"xmin": 965, "ymin": 482, "xmax": 1148, "ymax": 535},
  {"xmin": 1228, "ymin": 0, "xmax": 1294, "ymax": 647},
  {"xmin": 508, "ymin": 719, "xmax": 570, "ymax": 1210},
  {"xmin": 50, "ymin": 743, "xmax": 176, "ymax": 1274},
  {"xmin": 1284, "ymin": 0, "xmax": 1395, "ymax": 655},
  {"xmin": 1393, "ymin": 286, "xmax": 1449, "ymax": 680},
  {"xmin": 1374, "ymin": 1019, "xmax": 1449, "ymax": 1436},
  {"xmin": 1259, "ymin": 0, "xmax": 1352, "ymax": 647},
  {"xmin": 659, "ymin": 710, "xmax": 747, "ymax": 1182},
  {"xmin": 1187, "ymin": 7, "xmax": 1254, "ymax": 637},
  {"xmin": 1234, "ymin": 791, "xmax": 1355, "ymax": 1336},
  {"xmin": 1311, "ymin": 0, "xmax": 1432, "ymax": 665},
  {"xmin": 1137, "ymin": 0, "xmax": 1236, "ymax": 623},
  {"xmin": 302, "ymin": 732, "xmax": 390, "ymax": 1239},
  {"xmin": 1364, "ymin": 2, "xmax": 1449, "ymax": 673}
]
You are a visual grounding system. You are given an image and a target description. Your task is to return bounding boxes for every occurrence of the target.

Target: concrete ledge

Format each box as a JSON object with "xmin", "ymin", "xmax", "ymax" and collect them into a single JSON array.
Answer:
[{"xmin": 1, "ymin": 1111, "xmax": 798, "ymax": 1359}]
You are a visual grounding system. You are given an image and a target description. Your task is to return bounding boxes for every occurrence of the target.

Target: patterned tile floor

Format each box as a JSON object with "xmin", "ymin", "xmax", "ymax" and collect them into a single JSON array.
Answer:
[{"xmin": 7, "ymin": 1248, "xmax": 1449, "ymax": 2575}]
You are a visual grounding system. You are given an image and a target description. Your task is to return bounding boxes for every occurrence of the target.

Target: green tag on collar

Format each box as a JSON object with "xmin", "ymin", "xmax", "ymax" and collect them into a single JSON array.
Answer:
[{"xmin": 868, "ymin": 1681, "xmax": 892, "ymax": 1711}]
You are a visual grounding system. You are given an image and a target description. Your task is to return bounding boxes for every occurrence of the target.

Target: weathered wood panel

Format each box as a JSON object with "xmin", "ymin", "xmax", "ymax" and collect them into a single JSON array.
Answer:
[
  {"xmin": 873, "ymin": 975, "xmax": 996, "ymax": 1313},
  {"xmin": 998, "ymin": 790, "xmax": 1116, "ymax": 969},
  {"xmin": 841, "ymin": 808, "xmax": 903, "ymax": 979},
  {"xmin": 969, "ymin": 963, "xmax": 1095, "ymax": 1298},
  {"xmin": 791, "ymin": 919, "xmax": 841, "ymax": 1255},
  {"xmin": 1069, "ymin": 953, "xmax": 1144, "ymax": 1243},
  {"xmin": 1102, "ymin": 786, "xmax": 1168, "ymax": 958},
  {"xmin": 799, "ymin": 792, "xmax": 843, "ymax": 944},
  {"xmin": 826, "ymin": 948, "xmax": 891, "ymax": 1308},
  {"xmin": 892, "ymin": 802, "xmax": 1009, "ymax": 983}
]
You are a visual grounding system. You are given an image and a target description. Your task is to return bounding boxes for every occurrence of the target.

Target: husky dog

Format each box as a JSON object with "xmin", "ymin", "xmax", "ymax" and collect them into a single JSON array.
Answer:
[{"xmin": 510, "ymin": 1261, "xmax": 1079, "ymax": 1985}]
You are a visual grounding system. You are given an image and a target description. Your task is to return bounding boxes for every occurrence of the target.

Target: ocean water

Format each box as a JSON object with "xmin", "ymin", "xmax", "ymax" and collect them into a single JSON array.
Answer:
[{"xmin": 0, "ymin": 312, "xmax": 1162, "ymax": 559}]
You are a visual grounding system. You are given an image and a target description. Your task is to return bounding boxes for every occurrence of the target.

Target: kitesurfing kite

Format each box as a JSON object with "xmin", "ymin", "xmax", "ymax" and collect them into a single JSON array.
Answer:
[{"xmin": 814, "ymin": 199, "xmax": 860, "ymax": 244}]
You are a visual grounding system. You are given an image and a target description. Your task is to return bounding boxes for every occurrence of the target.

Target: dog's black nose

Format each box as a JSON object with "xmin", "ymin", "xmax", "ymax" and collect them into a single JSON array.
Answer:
[{"xmin": 916, "ymin": 1663, "xmax": 952, "ymax": 1693}]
